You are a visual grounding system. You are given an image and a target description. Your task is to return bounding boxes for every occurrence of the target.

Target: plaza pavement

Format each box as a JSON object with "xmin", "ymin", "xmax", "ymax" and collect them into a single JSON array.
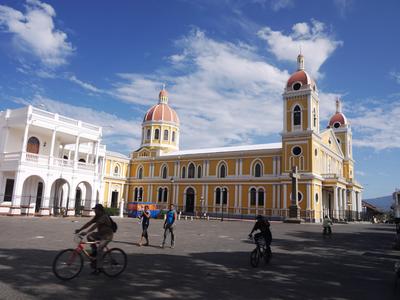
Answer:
[{"xmin": 0, "ymin": 216, "xmax": 399, "ymax": 300}]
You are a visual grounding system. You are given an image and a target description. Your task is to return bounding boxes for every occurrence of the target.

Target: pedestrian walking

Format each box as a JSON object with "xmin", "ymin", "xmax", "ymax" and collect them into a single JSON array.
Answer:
[
  {"xmin": 160, "ymin": 204, "xmax": 177, "ymax": 248},
  {"xmin": 139, "ymin": 205, "xmax": 151, "ymax": 246}
]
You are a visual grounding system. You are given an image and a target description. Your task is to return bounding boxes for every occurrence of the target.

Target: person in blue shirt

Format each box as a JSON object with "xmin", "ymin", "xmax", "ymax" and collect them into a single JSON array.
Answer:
[
  {"xmin": 161, "ymin": 204, "xmax": 177, "ymax": 248},
  {"xmin": 139, "ymin": 205, "xmax": 151, "ymax": 246}
]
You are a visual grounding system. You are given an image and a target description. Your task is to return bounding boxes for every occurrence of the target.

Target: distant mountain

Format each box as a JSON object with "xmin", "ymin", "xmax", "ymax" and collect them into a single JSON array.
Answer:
[{"xmin": 363, "ymin": 195, "xmax": 393, "ymax": 211}]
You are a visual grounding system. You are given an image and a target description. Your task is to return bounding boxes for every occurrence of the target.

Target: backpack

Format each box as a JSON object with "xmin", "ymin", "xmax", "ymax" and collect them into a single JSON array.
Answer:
[{"xmin": 108, "ymin": 215, "xmax": 118, "ymax": 233}]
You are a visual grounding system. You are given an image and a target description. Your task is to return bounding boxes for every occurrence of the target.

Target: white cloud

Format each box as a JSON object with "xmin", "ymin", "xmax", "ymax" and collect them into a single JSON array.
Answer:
[
  {"xmin": 0, "ymin": 0, "xmax": 73, "ymax": 68},
  {"xmin": 69, "ymin": 75, "xmax": 104, "ymax": 94},
  {"xmin": 334, "ymin": 0, "xmax": 353, "ymax": 18},
  {"xmin": 257, "ymin": 20, "xmax": 343, "ymax": 78},
  {"xmin": 350, "ymin": 100, "xmax": 400, "ymax": 150},
  {"xmin": 390, "ymin": 71, "xmax": 400, "ymax": 84},
  {"xmin": 15, "ymin": 94, "xmax": 141, "ymax": 153},
  {"xmin": 270, "ymin": 0, "xmax": 294, "ymax": 11}
]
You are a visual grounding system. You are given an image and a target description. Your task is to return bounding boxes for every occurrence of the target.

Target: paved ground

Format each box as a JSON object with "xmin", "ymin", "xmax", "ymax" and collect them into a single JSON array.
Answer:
[{"xmin": 0, "ymin": 216, "xmax": 399, "ymax": 300}]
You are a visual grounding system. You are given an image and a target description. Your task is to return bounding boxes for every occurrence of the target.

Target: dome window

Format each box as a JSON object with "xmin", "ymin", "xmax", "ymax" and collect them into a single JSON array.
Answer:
[
  {"xmin": 292, "ymin": 146, "xmax": 302, "ymax": 156},
  {"xmin": 333, "ymin": 122, "xmax": 341, "ymax": 128},
  {"xmin": 154, "ymin": 129, "xmax": 160, "ymax": 140},
  {"xmin": 293, "ymin": 82, "xmax": 302, "ymax": 90},
  {"xmin": 163, "ymin": 129, "xmax": 169, "ymax": 141}
]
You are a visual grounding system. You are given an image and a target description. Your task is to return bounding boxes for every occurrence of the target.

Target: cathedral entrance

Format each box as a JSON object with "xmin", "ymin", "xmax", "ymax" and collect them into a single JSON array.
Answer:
[{"xmin": 185, "ymin": 188, "xmax": 195, "ymax": 213}]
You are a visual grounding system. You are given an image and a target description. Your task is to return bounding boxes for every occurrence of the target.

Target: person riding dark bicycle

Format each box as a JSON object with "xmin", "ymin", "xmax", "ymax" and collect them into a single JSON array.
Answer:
[
  {"xmin": 75, "ymin": 204, "xmax": 114, "ymax": 274},
  {"xmin": 248, "ymin": 215, "xmax": 272, "ymax": 247}
]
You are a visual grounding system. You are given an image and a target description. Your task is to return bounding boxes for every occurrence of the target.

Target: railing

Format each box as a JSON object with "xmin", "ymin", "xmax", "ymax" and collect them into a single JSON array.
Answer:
[
  {"xmin": 1, "ymin": 152, "xmax": 21, "ymax": 161},
  {"xmin": 53, "ymin": 157, "xmax": 74, "ymax": 168},
  {"xmin": 25, "ymin": 153, "xmax": 49, "ymax": 166},
  {"xmin": 321, "ymin": 173, "xmax": 339, "ymax": 179},
  {"xmin": 58, "ymin": 115, "xmax": 79, "ymax": 126},
  {"xmin": 78, "ymin": 162, "xmax": 95, "ymax": 171}
]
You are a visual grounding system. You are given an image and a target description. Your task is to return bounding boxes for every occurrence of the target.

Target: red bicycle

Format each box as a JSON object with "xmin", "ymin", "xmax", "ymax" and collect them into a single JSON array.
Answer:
[{"xmin": 52, "ymin": 234, "xmax": 127, "ymax": 280}]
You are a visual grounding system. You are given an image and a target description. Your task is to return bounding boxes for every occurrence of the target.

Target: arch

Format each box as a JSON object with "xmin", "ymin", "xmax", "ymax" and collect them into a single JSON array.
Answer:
[
  {"xmin": 163, "ymin": 129, "xmax": 169, "ymax": 141},
  {"xmin": 27, "ymin": 136, "xmax": 40, "ymax": 154},
  {"xmin": 158, "ymin": 187, "xmax": 163, "ymax": 202},
  {"xmin": 154, "ymin": 128, "xmax": 160, "ymax": 140},
  {"xmin": 162, "ymin": 165, "xmax": 168, "ymax": 179},
  {"xmin": 50, "ymin": 178, "xmax": 71, "ymax": 216},
  {"xmin": 146, "ymin": 128, "xmax": 151, "ymax": 140},
  {"xmin": 21, "ymin": 175, "xmax": 45, "ymax": 215},
  {"xmin": 184, "ymin": 187, "xmax": 196, "ymax": 213},
  {"xmin": 137, "ymin": 166, "xmax": 144, "ymax": 179},
  {"xmin": 292, "ymin": 104, "xmax": 302, "ymax": 128},
  {"xmin": 215, "ymin": 187, "xmax": 221, "ymax": 205},
  {"xmin": 78, "ymin": 158, "xmax": 86, "ymax": 163},
  {"xmin": 217, "ymin": 161, "xmax": 228, "ymax": 178},
  {"xmin": 197, "ymin": 165, "xmax": 202, "ymax": 178},
  {"xmin": 258, "ymin": 188, "xmax": 265, "ymax": 206},
  {"xmin": 157, "ymin": 186, "xmax": 169, "ymax": 203},
  {"xmin": 181, "ymin": 166, "xmax": 186, "ymax": 178},
  {"xmin": 134, "ymin": 186, "xmax": 144, "ymax": 201},
  {"xmin": 74, "ymin": 181, "xmax": 93, "ymax": 215},
  {"xmin": 188, "ymin": 162, "xmax": 195, "ymax": 178},
  {"xmin": 250, "ymin": 187, "xmax": 257, "ymax": 206}
]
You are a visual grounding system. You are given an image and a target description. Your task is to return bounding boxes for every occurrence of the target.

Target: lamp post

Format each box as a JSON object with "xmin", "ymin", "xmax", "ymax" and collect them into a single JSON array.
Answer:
[
  {"xmin": 221, "ymin": 188, "xmax": 225, "ymax": 222},
  {"xmin": 200, "ymin": 196, "xmax": 204, "ymax": 219},
  {"xmin": 169, "ymin": 177, "xmax": 174, "ymax": 208}
]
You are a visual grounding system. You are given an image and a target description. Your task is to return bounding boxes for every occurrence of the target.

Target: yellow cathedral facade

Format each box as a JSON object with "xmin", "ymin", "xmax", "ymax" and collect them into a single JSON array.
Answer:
[{"xmin": 102, "ymin": 55, "xmax": 363, "ymax": 223}]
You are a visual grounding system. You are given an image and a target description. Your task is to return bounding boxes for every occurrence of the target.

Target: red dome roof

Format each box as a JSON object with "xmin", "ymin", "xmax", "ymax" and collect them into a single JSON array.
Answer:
[
  {"xmin": 143, "ymin": 103, "xmax": 179, "ymax": 124},
  {"xmin": 329, "ymin": 112, "xmax": 347, "ymax": 127},
  {"xmin": 286, "ymin": 70, "xmax": 313, "ymax": 89}
]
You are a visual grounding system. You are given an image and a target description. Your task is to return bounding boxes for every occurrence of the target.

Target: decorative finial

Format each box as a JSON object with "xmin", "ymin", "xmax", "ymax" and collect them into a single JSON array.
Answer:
[
  {"xmin": 162, "ymin": 83, "xmax": 166, "ymax": 90},
  {"xmin": 297, "ymin": 52, "xmax": 304, "ymax": 71},
  {"xmin": 335, "ymin": 97, "xmax": 342, "ymax": 113}
]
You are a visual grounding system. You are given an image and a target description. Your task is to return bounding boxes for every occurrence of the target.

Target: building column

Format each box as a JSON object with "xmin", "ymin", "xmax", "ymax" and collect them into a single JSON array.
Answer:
[
  {"xmin": 48, "ymin": 129, "xmax": 57, "ymax": 165},
  {"xmin": 283, "ymin": 184, "xmax": 287, "ymax": 210},
  {"xmin": 333, "ymin": 187, "xmax": 339, "ymax": 219},
  {"xmin": 95, "ymin": 141, "xmax": 100, "ymax": 173},
  {"xmin": 73, "ymin": 135, "xmax": 80, "ymax": 169},
  {"xmin": 39, "ymin": 177, "xmax": 52, "ymax": 216},
  {"xmin": 21, "ymin": 123, "xmax": 30, "ymax": 161},
  {"xmin": 9, "ymin": 171, "xmax": 24, "ymax": 215}
]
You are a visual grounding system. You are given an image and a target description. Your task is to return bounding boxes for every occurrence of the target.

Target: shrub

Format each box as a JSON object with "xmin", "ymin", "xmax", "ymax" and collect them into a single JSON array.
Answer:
[{"xmin": 104, "ymin": 207, "xmax": 119, "ymax": 216}]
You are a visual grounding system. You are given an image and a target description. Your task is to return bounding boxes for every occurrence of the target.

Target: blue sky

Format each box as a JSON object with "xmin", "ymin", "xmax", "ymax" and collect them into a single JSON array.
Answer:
[{"xmin": 0, "ymin": 0, "xmax": 399, "ymax": 199}]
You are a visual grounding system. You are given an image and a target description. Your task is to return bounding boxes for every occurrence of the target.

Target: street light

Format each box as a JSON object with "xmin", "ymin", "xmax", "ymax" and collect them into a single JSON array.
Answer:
[
  {"xmin": 169, "ymin": 177, "xmax": 174, "ymax": 208},
  {"xmin": 221, "ymin": 188, "xmax": 225, "ymax": 222},
  {"xmin": 200, "ymin": 196, "xmax": 204, "ymax": 219}
]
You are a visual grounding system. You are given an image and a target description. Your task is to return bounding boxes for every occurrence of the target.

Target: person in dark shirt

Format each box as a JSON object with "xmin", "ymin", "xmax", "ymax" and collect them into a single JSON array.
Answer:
[
  {"xmin": 75, "ymin": 204, "xmax": 113, "ymax": 274},
  {"xmin": 161, "ymin": 204, "xmax": 177, "ymax": 248},
  {"xmin": 248, "ymin": 215, "xmax": 272, "ymax": 246},
  {"xmin": 139, "ymin": 205, "xmax": 151, "ymax": 246}
]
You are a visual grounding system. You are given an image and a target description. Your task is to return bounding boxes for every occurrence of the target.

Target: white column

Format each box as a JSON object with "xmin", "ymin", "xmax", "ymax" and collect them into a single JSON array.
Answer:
[
  {"xmin": 95, "ymin": 141, "xmax": 100, "ymax": 172},
  {"xmin": 306, "ymin": 184, "xmax": 311, "ymax": 210},
  {"xmin": 21, "ymin": 123, "xmax": 30, "ymax": 160},
  {"xmin": 10, "ymin": 172, "xmax": 24, "ymax": 215},
  {"xmin": 49, "ymin": 129, "xmax": 57, "ymax": 165},
  {"xmin": 277, "ymin": 185, "xmax": 281, "ymax": 209},
  {"xmin": 283, "ymin": 184, "xmax": 287, "ymax": 209},
  {"xmin": 333, "ymin": 187, "xmax": 338, "ymax": 219},
  {"xmin": 1, "ymin": 126, "xmax": 10, "ymax": 153},
  {"xmin": 73, "ymin": 135, "xmax": 80, "ymax": 169},
  {"xmin": 40, "ymin": 177, "xmax": 52, "ymax": 216}
]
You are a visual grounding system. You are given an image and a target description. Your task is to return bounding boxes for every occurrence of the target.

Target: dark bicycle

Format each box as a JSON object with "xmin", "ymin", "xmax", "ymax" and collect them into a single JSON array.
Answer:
[
  {"xmin": 249, "ymin": 235, "xmax": 272, "ymax": 267},
  {"xmin": 52, "ymin": 234, "xmax": 127, "ymax": 280}
]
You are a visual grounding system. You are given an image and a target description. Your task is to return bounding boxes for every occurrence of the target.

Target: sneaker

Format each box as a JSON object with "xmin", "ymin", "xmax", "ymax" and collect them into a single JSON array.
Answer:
[
  {"xmin": 171, "ymin": 244, "xmax": 175, "ymax": 249},
  {"xmin": 160, "ymin": 244, "xmax": 164, "ymax": 248}
]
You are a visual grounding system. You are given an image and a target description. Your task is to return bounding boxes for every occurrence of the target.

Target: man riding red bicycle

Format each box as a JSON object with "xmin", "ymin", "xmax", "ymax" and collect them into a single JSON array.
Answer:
[{"xmin": 75, "ymin": 204, "xmax": 113, "ymax": 274}]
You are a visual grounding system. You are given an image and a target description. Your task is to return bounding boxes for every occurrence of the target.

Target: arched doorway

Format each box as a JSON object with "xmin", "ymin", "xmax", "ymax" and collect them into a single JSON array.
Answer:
[
  {"xmin": 50, "ymin": 179, "xmax": 70, "ymax": 216},
  {"xmin": 27, "ymin": 136, "xmax": 40, "ymax": 154},
  {"xmin": 21, "ymin": 175, "xmax": 45, "ymax": 215},
  {"xmin": 75, "ymin": 182, "xmax": 92, "ymax": 216},
  {"xmin": 185, "ymin": 187, "xmax": 195, "ymax": 213}
]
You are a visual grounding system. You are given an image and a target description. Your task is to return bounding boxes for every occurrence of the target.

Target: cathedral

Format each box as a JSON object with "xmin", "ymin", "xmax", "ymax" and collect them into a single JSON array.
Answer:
[{"xmin": 103, "ymin": 54, "xmax": 363, "ymax": 223}]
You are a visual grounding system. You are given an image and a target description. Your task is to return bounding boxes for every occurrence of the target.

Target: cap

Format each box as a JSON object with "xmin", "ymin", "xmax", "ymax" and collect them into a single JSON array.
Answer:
[{"xmin": 92, "ymin": 204, "xmax": 104, "ymax": 210}]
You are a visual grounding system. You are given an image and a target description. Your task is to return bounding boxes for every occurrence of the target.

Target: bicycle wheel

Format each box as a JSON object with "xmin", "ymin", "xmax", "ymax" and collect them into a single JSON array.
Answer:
[
  {"xmin": 102, "ymin": 248, "xmax": 127, "ymax": 277},
  {"xmin": 250, "ymin": 248, "xmax": 260, "ymax": 267},
  {"xmin": 53, "ymin": 249, "xmax": 83, "ymax": 280},
  {"xmin": 264, "ymin": 246, "xmax": 272, "ymax": 264}
]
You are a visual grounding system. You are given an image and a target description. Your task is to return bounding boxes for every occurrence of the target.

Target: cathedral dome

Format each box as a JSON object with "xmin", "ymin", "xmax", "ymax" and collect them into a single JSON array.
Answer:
[
  {"xmin": 286, "ymin": 54, "xmax": 317, "ymax": 92},
  {"xmin": 143, "ymin": 87, "xmax": 179, "ymax": 124},
  {"xmin": 328, "ymin": 98, "xmax": 347, "ymax": 128}
]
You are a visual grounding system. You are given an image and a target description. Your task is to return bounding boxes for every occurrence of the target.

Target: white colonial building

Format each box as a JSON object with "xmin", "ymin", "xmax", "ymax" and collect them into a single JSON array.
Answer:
[{"xmin": 0, "ymin": 105, "xmax": 106, "ymax": 216}]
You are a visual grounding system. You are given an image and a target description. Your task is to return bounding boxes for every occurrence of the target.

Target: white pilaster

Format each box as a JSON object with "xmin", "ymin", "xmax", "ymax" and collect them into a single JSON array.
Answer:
[{"xmin": 283, "ymin": 184, "xmax": 287, "ymax": 209}]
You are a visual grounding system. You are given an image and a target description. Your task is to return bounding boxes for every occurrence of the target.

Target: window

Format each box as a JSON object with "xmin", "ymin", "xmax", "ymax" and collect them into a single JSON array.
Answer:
[
  {"xmin": 334, "ymin": 122, "xmax": 340, "ymax": 128},
  {"xmin": 293, "ymin": 105, "xmax": 301, "ymax": 126},
  {"xmin": 146, "ymin": 129, "xmax": 151, "ymax": 140},
  {"xmin": 292, "ymin": 146, "xmax": 302, "ymax": 156},
  {"xmin": 63, "ymin": 155, "xmax": 68, "ymax": 160},
  {"xmin": 158, "ymin": 187, "xmax": 163, "ymax": 202},
  {"xmin": 254, "ymin": 163, "xmax": 262, "ymax": 177},
  {"xmin": 313, "ymin": 108, "xmax": 317, "ymax": 128},
  {"xmin": 315, "ymin": 193, "xmax": 319, "ymax": 203},
  {"xmin": 222, "ymin": 188, "xmax": 227, "ymax": 205},
  {"xmin": 162, "ymin": 166, "xmax": 167, "ymax": 179},
  {"xmin": 315, "ymin": 149, "xmax": 318, "ymax": 156},
  {"xmin": 138, "ymin": 167, "xmax": 143, "ymax": 179},
  {"xmin": 172, "ymin": 131, "xmax": 176, "ymax": 142},
  {"xmin": 134, "ymin": 187, "xmax": 143, "ymax": 201},
  {"xmin": 154, "ymin": 129, "xmax": 160, "ymax": 140},
  {"xmin": 181, "ymin": 166, "xmax": 186, "ymax": 178},
  {"xmin": 216, "ymin": 188, "xmax": 221, "ymax": 205},
  {"xmin": 258, "ymin": 189, "xmax": 264, "ymax": 206},
  {"xmin": 163, "ymin": 129, "xmax": 169, "ymax": 141},
  {"xmin": 293, "ymin": 82, "xmax": 301, "ymax": 90},
  {"xmin": 197, "ymin": 165, "xmax": 202, "ymax": 178},
  {"xmin": 250, "ymin": 188, "xmax": 256, "ymax": 206},
  {"xmin": 163, "ymin": 189, "xmax": 168, "ymax": 202},
  {"xmin": 27, "ymin": 136, "xmax": 40, "ymax": 154},
  {"xmin": 79, "ymin": 158, "xmax": 86, "ymax": 163},
  {"xmin": 218, "ymin": 163, "xmax": 226, "ymax": 178},
  {"xmin": 188, "ymin": 163, "xmax": 195, "ymax": 178},
  {"xmin": 4, "ymin": 179, "xmax": 14, "ymax": 202}
]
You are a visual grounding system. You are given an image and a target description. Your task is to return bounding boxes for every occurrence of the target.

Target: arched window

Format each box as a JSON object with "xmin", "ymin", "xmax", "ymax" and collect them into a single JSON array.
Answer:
[
  {"xmin": 181, "ymin": 166, "xmax": 186, "ymax": 178},
  {"xmin": 163, "ymin": 129, "xmax": 169, "ymax": 141},
  {"xmin": 27, "ymin": 136, "xmax": 40, "ymax": 154},
  {"xmin": 258, "ymin": 189, "xmax": 264, "ymax": 206},
  {"xmin": 215, "ymin": 188, "xmax": 221, "ymax": 205},
  {"xmin": 63, "ymin": 155, "xmax": 68, "ymax": 160},
  {"xmin": 218, "ymin": 163, "xmax": 226, "ymax": 178},
  {"xmin": 79, "ymin": 158, "xmax": 86, "ymax": 163},
  {"xmin": 162, "ymin": 166, "xmax": 167, "ymax": 179},
  {"xmin": 313, "ymin": 108, "xmax": 317, "ymax": 128},
  {"xmin": 250, "ymin": 188, "xmax": 257, "ymax": 206},
  {"xmin": 135, "ymin": 187, "xmax": 143, "ymax": 201},
  {"xmin": 254, "ymin": 163, "xmax": 262, "ymax": 177},
  {"xmin": 293, "ymin": 105, "xmax": 301, "ymax": 126},
  {"xmin": 197, "ymin": 165, "xmax": 202, "ymax": 178},
  {"xmin": 158, "ymin": 187, "xmax": 163, "ymax": 202},
  {"xmin": 138, "ymin": 167, "xmax": 143, "ymax": 179},
  {"xmin": 146, "ymin": 129, "xmax": 151, "ymax": 140},
  {"xmin": 222, "ymin": 188, "xmax": 228, "ymax": 205},
  {"xmin": 188, "ymin": 163, "xmax": 195, "ymax": 178},
  {"xmin": 163, "ymin": 188, "xmax": 168, "ymax": 202},
  {"xmin": 172, "ymin": 131, "xmax": 176, "ymax": 142},
  {"xmin": 154, "ymin": 129, "xmax": 160, "ymax": 140}
]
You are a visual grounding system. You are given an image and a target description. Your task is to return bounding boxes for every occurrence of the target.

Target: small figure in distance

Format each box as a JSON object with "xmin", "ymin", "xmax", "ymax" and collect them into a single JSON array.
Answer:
[
  {"xmin": 248, "ymin": 215, "xmax": 272, "ymax": 247},
  {"xmin": 161, "ymin": 204, "xmax": 177, "ymax": 249},
  {"xmin": 322, "ymin": 215, "xmax": 333, "ymax": 236},
  {"xmin": 139, "ymin": 205, "xmax": 151, "ymax": 246},
  {"xmin": 74, "ymin": 204, "xmax": 114, "ymax": 274}
]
